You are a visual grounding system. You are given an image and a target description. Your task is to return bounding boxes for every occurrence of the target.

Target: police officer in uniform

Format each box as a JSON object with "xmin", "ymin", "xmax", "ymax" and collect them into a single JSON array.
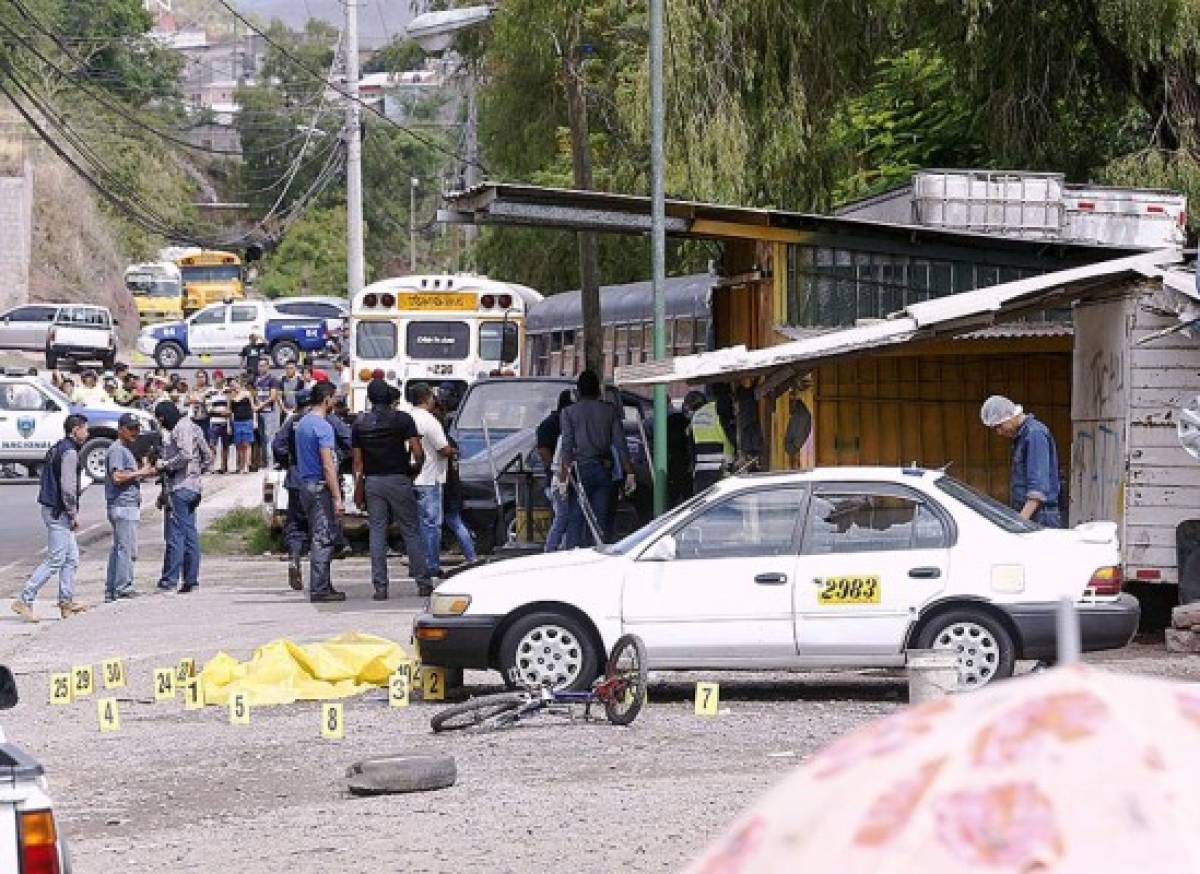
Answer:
[
  {"xmin": 687, "ymin": 390, "xmax": 734, "ymax": 493},
  {"xmin": 11, "ymin": 414, "xmax": 90, "ymax": 622},
  {"xmin": 272, "ymin": 389, "xmax": 314, "ymax": 590}
]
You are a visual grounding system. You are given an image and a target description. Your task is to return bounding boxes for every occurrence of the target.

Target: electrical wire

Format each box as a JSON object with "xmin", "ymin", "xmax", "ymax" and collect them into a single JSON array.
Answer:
[{"xmin": 205, "ymin": 0, "xmax": 488, "ymax": 174}]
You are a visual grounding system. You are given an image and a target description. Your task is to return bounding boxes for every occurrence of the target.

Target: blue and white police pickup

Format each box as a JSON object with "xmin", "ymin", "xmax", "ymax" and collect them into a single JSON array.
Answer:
[
  {"xmin": 136, "ymin": 300, "xmax": 327, "ymax": 369},
  {"xmin": 0, "ymin": 372, "xmax": 157, "ymax": 480}
]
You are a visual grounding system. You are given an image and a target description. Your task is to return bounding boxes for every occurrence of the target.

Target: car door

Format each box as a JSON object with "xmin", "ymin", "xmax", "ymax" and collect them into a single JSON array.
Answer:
[
  {"xmin": 794, "ymin": 484, "xmax": 953, "ymax": 661},
  {"xmin": 621, "ymin": 486, "xmax": 807, "ymax": 664},
  {"xmin": 228, "ymin": 303, "xmax": 259, "ymax": 348},
  {"xmin": 0, "ymin": 381, "xmax": 62, "ymax": 460},
  {"xmin": 188, "ymin": 304, "xmax": 228, "ymax": 352},
  {"xmin": 0, "ymin": 305, "xmax": 56, "ymax": 350}
]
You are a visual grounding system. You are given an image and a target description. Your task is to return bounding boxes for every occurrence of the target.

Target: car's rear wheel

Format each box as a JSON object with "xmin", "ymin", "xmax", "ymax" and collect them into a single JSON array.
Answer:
[
  {"xmin": 271, "ymin": 340, "xmax": 301, "ymax": 367},
  {"xmin": 498, "ymin": 611, "xmax": 599, "ymax": 692},
  {"xmin": 916, "ymin": 608, "xmax": 1015, "ymax": 690}
]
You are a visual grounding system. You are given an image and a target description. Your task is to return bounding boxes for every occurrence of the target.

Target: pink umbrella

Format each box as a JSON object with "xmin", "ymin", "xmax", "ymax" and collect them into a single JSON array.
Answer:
[{"xmin": 687, "ymin": 665, "xmax": 1200, "ymax": 873}]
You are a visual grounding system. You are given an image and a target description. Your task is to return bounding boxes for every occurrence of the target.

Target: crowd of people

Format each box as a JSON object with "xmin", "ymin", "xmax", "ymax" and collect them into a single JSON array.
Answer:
[{"xmin": 10, "ymin": 352, "xmax": 475, "ymax": 618}]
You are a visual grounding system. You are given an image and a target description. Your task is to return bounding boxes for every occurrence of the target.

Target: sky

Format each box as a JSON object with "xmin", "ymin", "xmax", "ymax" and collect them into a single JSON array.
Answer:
[{"xmin": 236, "ymin": 1, "xmax": 414, "ymax": 49}]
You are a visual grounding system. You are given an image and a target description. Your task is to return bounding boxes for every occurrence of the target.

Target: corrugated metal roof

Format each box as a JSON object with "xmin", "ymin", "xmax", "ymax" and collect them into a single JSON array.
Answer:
[
  {"xmin": 774, "ymin": 322, "xmax": 1074, "ymax": 342},
  {"xmin": 526, "ymin": 274, "xmax": 713, "ymax": 333},
  {"xmin": 618, "ymin": 250, "xmax": 1178, "ymax": 387}
]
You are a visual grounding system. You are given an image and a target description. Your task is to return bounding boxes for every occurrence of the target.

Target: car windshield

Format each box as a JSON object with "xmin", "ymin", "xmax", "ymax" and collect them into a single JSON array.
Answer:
[
  {"xmin": 600, "ymin": 489, "xmax": 714, "ymax": 556},
  {"xmin": 934, "ymin": 474, "xmax": 1040, "ymax": 533},
  {"xmin": 455, "ymin": 381, "xmax": 569, "ymax": 432}
]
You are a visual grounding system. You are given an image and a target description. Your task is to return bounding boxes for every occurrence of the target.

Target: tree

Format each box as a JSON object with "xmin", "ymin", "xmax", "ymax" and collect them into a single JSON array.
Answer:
[
  {"xmin": 258, "ymin": 205, "xmax": 349, "ymax": 298},
  {"xmin": 363, "ymin": 37, "xmax": 426, "ymax": 74}
]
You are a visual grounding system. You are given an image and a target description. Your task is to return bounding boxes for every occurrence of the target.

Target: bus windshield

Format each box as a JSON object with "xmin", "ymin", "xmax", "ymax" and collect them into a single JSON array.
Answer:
[
  {"xmin": 125, "ymin": 273, "xmax": 182, "ymax": 297},
  {"xmin": 406, "ymin": 321, "xmax": 470, "ymax": 360},
  {"xmin": 181, "ymin": 265, "xmax": 241, "ymax": 282}
]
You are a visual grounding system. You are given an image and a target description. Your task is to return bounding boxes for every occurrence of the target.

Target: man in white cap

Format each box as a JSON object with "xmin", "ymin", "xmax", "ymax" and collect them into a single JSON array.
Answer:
[{"xmin": 979, "ymin": 395, "xmax": 1062, "ymax": 527}]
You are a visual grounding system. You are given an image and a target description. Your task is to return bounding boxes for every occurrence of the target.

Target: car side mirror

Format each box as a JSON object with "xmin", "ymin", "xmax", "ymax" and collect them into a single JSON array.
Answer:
[
  {"xmin": 641, "ymin": 534, "xmax": 676, "ymax": 562},
  {"xmin": 0, "ymin": 666, "xmax": 17, "ymax": 709}
]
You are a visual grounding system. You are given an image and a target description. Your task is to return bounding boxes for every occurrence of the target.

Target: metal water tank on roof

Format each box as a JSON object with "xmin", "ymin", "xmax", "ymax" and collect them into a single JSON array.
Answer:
[{"xmin": 913, "ymin": 170, "xmax": 1065, "ymax": 239}]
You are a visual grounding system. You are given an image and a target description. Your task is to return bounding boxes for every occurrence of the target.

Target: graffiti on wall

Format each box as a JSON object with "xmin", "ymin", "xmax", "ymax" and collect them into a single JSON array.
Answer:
[{"xmin": 1071, "ymin": 422, "xmax": 1125, "ymax": 524}]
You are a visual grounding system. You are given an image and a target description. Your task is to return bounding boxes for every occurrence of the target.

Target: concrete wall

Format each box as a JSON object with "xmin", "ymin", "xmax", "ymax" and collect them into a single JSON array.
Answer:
[{"xmin": 0, "ymin": 159, "xmax": 32, "ymax": 312}]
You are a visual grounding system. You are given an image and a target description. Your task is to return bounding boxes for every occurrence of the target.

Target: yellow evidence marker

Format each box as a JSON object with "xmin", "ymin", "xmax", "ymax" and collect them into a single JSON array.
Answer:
[
  {"xmin": 321, "ymin": 703, "xmax": 344, "ymax": 739},
  {"xmin": 694, "ymin": 682, "xmax": 720, "ymax": 716},
  {"xmin": 49, "ymin": 672, "xmax": 72, "ymax": 705},
  {"xmin": 102, "ymin": 658, "xmax": 125, "ymax": 690},
  {"xmin": 97, "ymin": 698, "xmax": 120, "ymax": 732},
  {"xmin": 388, "ymin": 672, "xmax": 410, "ymax": 708},
  {"xmin": 71, "ymin": 665, "xmax": 94, "ymax": 698},
  {"xmin": 183, "ymin": 677, "xmax": 205, "ymax": 710},
  {"xmin": 421, "ymin": 666, "xmax": 446, "ymax": 701},
  {"xmin": 176, "ymin": 658, "xmax": 195, "ymax": 684},
  {"xmin": 153, "ymin": 668, "xmax": 176, "ymax": 702},
  {"xmin": 229, "ymin": 692, "xmax": 250, "ymax": 725}
]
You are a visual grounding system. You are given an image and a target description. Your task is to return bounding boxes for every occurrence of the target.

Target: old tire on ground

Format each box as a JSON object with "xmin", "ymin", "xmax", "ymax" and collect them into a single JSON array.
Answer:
[
  {"xmin": 915, "ymin": 607, "xmax": 1015, "ymax": 691},
  {"xmin": 498, "ymin": 610, "xmax": 599, "ymax": 693},
  {"xmin": 430, "ymin": 692, "xmax": 527, "ymax": 733},
  {"xmin": 80, "ymin": 436, "xmax": 113, "ymax": 482},
  {"xmin": 155, "ymin": 341, "xmax": 184, "ymax": 369},
  {"xmin": 271, "ymin": 340, "xmax": 301, "ymax": 367},
  {"xmin": 346, "ymin": 753, "xmax": 456, "ymax": 796}
]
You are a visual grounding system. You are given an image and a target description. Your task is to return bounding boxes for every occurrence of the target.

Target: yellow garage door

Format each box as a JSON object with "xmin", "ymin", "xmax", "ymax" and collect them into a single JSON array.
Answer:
[{"xmin": 813, "ymin": 349, "xmax": 1072, "ymax": 502}]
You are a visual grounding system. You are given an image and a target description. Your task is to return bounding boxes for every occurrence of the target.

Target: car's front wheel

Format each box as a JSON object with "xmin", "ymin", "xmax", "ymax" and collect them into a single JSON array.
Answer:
[
  {"xmin": 80, "ymin": 436, "xmax": 113, "ymax": 483},
  {"xmin": 915, "ymin": 608, "xmax": 1015, "ymax": 691},
  {"xmin": 498, "ymin": 611, "xmax": 599, "ymax": 692}
]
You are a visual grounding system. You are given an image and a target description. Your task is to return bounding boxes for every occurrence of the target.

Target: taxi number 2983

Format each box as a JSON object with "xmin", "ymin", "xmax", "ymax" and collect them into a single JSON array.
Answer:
[{"xmin": 817, "ymin": 575, "xmax": 880, "ymax": 605}]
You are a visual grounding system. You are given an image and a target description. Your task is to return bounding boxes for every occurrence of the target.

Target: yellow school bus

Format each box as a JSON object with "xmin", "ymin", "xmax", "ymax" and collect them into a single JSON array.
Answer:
[
  {"xmin": 125, "ymin": 261, "xmax": 184, "ymax": 322},
  {"xmin": 176, "ymin": 250, "xmax": 245, "ymax": 313}
]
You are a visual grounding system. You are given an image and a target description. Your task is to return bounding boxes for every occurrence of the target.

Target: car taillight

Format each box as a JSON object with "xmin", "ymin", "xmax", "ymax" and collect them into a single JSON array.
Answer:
[
  {"xmin": 20, "ymin": 810, "xmax": 61, "ymax": 874},
  {"xmin": 1088, "ymin": 566, "xmax": 1122, "ymax": 596}
]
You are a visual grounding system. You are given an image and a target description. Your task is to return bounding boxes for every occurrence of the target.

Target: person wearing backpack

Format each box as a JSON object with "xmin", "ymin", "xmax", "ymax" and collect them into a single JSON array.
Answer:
[{"xmin": 11, "ymin": 415, "xmax": 90, "ymax": 622}]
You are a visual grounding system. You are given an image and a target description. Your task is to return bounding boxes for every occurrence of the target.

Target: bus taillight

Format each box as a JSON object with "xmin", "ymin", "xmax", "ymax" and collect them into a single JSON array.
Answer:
[
  {"xmin": 364, "ymin": 293, "xmax": 378, "ymax": 308},
  {"xmin": 480, "ymin": 294, "xmax": 495, "ymax": 308},
  {"xmin": 380, "ymin": 293, "xmax": 395, "ymax": 308},
  {"xmin": 498, "ymin": 294, "xmax": 513, "ymax": 309}
]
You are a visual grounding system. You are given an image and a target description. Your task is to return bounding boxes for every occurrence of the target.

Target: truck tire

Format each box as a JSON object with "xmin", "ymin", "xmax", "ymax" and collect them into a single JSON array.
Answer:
[
  {"xmin": 271, "ymin": 340, "xmax": 301, "ymax": 368},
  {"xmin": 346, "ymin": 754, "xmax": 457, "ymax": 796},
  {"xmin": 80, "ymin": 436, "xmax": 113, "ymax": 482},
  {"xmin": 155, "ymin": 341, "xmax": 185, "ymax": 369}
]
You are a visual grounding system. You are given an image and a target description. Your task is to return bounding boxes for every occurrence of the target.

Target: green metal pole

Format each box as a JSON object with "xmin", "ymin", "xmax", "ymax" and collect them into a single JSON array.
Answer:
[{"xmin": 650, "ymin": 0, "xmax": 667, "ymax": 516}]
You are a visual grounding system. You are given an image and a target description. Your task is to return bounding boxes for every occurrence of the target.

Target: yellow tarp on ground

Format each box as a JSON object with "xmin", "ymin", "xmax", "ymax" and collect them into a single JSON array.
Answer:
[{"xmin": 198, "ymin": 632, "xmax": 412, "ymax": 706}]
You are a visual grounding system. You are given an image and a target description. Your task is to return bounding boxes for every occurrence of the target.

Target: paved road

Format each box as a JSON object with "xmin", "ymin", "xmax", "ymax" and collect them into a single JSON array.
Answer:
[{"xmin": 0, "ymin": 481, "xmax": 110, "ymax": 572}]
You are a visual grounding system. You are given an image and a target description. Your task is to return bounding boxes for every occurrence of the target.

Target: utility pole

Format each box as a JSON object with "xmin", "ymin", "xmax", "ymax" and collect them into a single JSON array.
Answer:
[
  {"xmin": 345, "ymin": 0, "xmax": 365, "ymax": 299},
  {"xmin": 649, "ymin": 0, "xmax": 667, "ymax": 515},
  {"xmin": 562, "ymin": 17, "xmax": 602, "ymax": 377},
  {"xmin": 410, "ymin": 177, "xmax": 419, "ymax": 271},
  {"xmin": 463, "ymin": 70, "xmax": 480, "ymax": 245}
]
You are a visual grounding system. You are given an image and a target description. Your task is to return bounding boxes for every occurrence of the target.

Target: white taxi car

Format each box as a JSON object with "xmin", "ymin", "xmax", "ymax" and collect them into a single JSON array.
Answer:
[{"xmin": 414, "ymin": 468, "xmax": 1139, "ymax": 691}]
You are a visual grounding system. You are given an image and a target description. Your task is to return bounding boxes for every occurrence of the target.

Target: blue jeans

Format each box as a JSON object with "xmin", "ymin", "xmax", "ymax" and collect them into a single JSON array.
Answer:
[
  {"xmin": 159, "ymin": 488, "xmax": 201, "ymax": 589},
  {"xmin": 415, "ymin": 484, "xmax": 443, "ymax": 575},
  {"xmin": 544, "ymin": 488, "xmax": 569, "ymax": 553},
  {"xmin": 444, "ymin": 506, "xmax": 476, "ymax": 562},
  {"xmin": 20, "ymin": 506, "xmax": 78, "ymax": 605},
  {"xmin": 564, "ymin": 459, "xmax": 613, "ymax": 549},
  {"xmin": 297, "ymin": 481, "xmax": 337, "ymax": 595},
  {"xmin": 105, "ymin": 507, "xmax": 139, "ymax": 598}
]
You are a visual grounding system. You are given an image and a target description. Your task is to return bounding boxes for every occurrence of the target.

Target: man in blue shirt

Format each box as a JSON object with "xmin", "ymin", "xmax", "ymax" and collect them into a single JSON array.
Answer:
[
  {"xmin": 104, "ymin": 414, "xmax": 155, "ymax": 602},
  {"xmin": 980, "ymin": 395, "xmax": 1063, "ymax": 527},
  {"xmin": 294, "ymin": 381, "xmax": 346, "ymax": 602}
]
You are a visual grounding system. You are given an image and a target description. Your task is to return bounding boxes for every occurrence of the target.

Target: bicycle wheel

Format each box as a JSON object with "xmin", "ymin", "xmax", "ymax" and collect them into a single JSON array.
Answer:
[
  {"xmin": 430, "ymin": 692, "xmax": 529, "ymax": 733},
  {"xmin": 601, "ymin": 634, "xmax": 648, "ymax": 726}
]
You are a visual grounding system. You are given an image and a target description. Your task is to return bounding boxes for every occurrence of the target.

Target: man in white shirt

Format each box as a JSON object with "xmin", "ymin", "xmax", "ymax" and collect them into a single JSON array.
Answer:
[{"xmin": 409, "ymin": 382, "xmax": 456, "ymax": 595}]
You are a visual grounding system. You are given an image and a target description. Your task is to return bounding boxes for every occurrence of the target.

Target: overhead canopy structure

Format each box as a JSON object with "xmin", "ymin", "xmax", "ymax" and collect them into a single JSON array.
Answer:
[
  {"xmin": 439, "ymin": 183, "xmax": 1139, "ymax": 260},
  {"xmin": 615, "ymin": 250, "xmax": 1181, "ymax": 389}
]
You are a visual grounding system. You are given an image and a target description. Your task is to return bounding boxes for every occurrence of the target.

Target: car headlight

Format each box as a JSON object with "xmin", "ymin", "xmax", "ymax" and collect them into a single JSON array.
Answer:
[{"xmin": 430, "ymin": 593, "xmax": 471, "ymax": 616}]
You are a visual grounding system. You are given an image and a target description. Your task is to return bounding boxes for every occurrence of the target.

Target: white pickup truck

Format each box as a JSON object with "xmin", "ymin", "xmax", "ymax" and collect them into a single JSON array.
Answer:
[
  {"xmin": 136, "ymin": 300, "xmax": 327, "ymax": 369},
  {"xmin": 0, "ymin": 665, "xmax": 71, "ymax": 872}
]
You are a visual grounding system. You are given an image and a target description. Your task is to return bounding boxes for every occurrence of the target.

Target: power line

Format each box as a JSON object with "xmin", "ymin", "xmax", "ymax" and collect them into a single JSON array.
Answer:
[{"xmin": 205, "ymin": 0, "xmax": 486, "ymax": 174}]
